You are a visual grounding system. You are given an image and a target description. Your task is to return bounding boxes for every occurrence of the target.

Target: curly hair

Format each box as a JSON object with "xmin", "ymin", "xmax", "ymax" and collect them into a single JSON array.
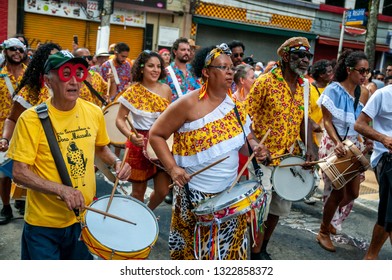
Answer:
[
  {"xmin": 14, "ymin": 43, "xmax": 61, "ymax": 96},
  {"xmin": 310, "ymin": 59, "xmax": 331, "ymax": 80},
  {"xmin": 190, "ymin": 45, "xmax": 216, "ymax": 79},
  {"xmin": 334, "ymin": 49, "xmax": 367, "ymax": 82},
  {"xmin": 131, "ymin": 50, "xmax": 166, "ymax": 82},
  {"xmin": 228, "ymin": 40, "xmax": 245, "ymax": 52}
]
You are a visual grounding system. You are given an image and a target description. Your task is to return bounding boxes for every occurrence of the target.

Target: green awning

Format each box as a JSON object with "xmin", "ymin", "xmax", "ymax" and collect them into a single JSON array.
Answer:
[{"xmin": 193, "ymin": 16, "xmax": 318, "ymax": 39}]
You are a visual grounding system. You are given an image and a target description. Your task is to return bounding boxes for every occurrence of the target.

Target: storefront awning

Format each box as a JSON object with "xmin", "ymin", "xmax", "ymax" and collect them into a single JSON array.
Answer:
[
  {"xmin": 318, "ymin": 36, "xmax": 390, "ymax": 52},
  {"xmin": 193, "ymin": 16, "xmax": 318, "ymax": 40}
]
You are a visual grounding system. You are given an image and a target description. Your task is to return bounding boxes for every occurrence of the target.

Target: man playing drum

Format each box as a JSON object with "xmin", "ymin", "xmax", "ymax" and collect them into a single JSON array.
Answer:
[
  {"xmin": 355, "ymin": 84, "xmax": 392, "ymax": 259},
  {"xmin": 6, "ymin": 51, "xmax": 131, "ymax": 259},
  {"xmin": 246, "ymin": 37, "xmax": 317, "ymax": 260}
]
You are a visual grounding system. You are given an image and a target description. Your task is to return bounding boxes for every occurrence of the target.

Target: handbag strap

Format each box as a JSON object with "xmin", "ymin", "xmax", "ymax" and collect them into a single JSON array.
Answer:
[
  {"xmin": 83, "ymin": 80, "xmax": 108, "ymax": 106},
  {"xmin": 35, "ymin": 103, "xmax": 79, "ymax": 216},
  {"xmin": 233, "ymin": 105, "xmax": 260, "ymax": 173}
]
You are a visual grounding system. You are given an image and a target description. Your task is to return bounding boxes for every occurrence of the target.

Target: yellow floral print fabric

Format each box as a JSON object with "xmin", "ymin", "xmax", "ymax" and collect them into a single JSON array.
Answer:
[
  {"xmin": 0, "ymin": 65, "xmax": 26, "ymax": 138},
  {"xmin": 246, "ymin": 66, "xmax": 306, "ymax": 165},
  {"xmin": 79, "ymin": 71, "xmax": 108, "ymax": 106}
]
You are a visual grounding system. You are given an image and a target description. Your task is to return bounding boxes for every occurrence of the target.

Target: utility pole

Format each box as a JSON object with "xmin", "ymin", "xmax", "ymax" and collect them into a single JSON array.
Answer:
[
  {"xmin": 364, "ymin": 0, "xmax": 380, "ymax": 70},
  {"xmin": 96, "ymin": 0, "xmax": 114, "ymax": 53}
]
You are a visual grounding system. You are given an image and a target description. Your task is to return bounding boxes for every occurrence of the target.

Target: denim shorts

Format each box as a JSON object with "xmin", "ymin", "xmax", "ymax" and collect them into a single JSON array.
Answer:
[{"xmin": 21, "ymin": 222, "xmax": 93, "ymax": 260}]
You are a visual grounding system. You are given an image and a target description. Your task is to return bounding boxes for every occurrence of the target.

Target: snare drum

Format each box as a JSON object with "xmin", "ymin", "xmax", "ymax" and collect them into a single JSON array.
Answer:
[
  {"xmin": 144, "ymin": 134, "xmax": 173, "ymax": 170},
  {"xmin": 192, "ymin": 180, "xmax": 267, "ymax": 226},
  {"xmin": 0, "ymin": 152, "xmax": 13, "ymax": 178},
  {"xmin": 272, "ymin": 156, "xmax": 315, "ymax": 201},
  {"xmin": 81, "ymin": 194, "xmax": 159, "ymax": 260},
  {"xmin": 102, "ymin": 102, "xmax": 128, "ymax": 148},
  {"xmin": 319, "ymin": 139, "xmax": 370, "ymax": 190}
]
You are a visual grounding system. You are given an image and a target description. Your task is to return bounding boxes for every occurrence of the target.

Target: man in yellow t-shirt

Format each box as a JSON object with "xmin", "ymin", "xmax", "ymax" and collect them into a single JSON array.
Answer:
[{"xmin": 7, "ymin": 51, "xmax": 131, "ymax": 260}]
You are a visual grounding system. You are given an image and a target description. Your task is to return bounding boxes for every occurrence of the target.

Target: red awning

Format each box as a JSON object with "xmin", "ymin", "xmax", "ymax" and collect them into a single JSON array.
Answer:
[{"xmin": 318, "ymin": 36, "xmax": 390, "ymax": 52}]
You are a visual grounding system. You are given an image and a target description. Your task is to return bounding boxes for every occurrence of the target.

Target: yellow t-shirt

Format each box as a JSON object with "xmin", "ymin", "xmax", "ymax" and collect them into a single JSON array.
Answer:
[
  {"xmin": 310, "ymin": 84, "xmax": 325, "ymax": 145},
  {"xmin": 7, "ymin": 98, "xmax": 110, "ymax": 228}
]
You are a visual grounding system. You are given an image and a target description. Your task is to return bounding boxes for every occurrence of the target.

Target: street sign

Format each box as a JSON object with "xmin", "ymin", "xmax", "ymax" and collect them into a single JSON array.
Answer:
[{"xmin": 346, "ymin": 8, "xmax": 367, "ymax": 26}]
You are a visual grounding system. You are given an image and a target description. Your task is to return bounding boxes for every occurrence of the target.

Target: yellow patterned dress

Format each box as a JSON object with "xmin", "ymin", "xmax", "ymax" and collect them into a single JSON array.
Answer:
[
  {"xmin": 118, "ymin": 83, "xmax": 170, "ymax": 182},
  {"xmin": 170, "ymin": 95, "xmax": 251, "ymax": 260},
  {"xmin": 0, "ymin": 65, "xmax": 26, "ymax": 138},
  {"xmin": 78, "ymin": 71, "xmax": 108, "ymax": 107}
]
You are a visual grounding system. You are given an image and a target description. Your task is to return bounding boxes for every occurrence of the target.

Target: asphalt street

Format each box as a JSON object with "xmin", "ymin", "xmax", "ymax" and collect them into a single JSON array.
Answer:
[{"xmin": 1, "ymin": 167, "xmax": 391, "ymax": 261}]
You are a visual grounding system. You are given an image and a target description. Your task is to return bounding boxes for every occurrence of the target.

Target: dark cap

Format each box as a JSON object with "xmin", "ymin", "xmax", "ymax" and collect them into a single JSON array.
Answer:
[
  {"xmin": 243, "ymin": 56, "xmax": 255, "ymax": 66},
  {"xmin": 44, "ymin": 50, "xmax": 89, "ymax": 74}
]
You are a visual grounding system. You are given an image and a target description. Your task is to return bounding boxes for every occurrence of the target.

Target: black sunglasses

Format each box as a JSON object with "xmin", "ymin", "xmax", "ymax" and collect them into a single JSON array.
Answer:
[
  {"xmin": 351, "ymin": 67, "xmax": 371, "ymax": 75},
  {"xmin": 81, "ymin": 55, "xmax": 93, "ymax": 61},
  {"xmin": 7, "ymin": 46, "xmax": 25, "ymax": 53},
  {"xmin": 290, "ymin": 51, "xmax": 313, "ymax": 60},
  {"xmin": 233, "ymin": 53, "xmax": 244, "ymax": 58}
]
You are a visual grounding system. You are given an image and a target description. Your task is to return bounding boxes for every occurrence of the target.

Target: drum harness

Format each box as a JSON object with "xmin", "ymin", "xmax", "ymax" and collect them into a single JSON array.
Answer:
[
  {"xmin": 192, "ymin": 105, "xmax": 268, "ymax": 259},
  {"xmin": 35, "ymin": 103, "xmax": 80, "ymax": 218}
]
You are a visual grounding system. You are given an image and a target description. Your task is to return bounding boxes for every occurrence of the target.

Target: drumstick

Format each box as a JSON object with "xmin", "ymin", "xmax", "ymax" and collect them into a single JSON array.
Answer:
[
  {"xmin": 228, "ymin": 129, "xmax": 271, "ymax": 192},
  {"xmin": 105, "ymin": 147, "xmax": 130, "ymax": 216},
  {"xmin": 84, "ymin": 205, "xmax": 136, "ymax": 225},
  {"xmin": 106, "ymin": 69, "xmax": 112, "ymax": 99},
  {"xmin": 56, "ymin": 197, "xmax": 136, "ymax": 225},
  {"xmin": 168, "ymin": 156, "xmax": 230, "ymax": 189},
  {"xmin": 278, "ymin": 160, "xmax": 326, "ymax": 168},
  {"xmin": 271, "ymin": 153, "xmax": 291, "ymax": 160},
  {"xmin": 125, "ymin": 115, "xmax": 138, "ymax": 135}
]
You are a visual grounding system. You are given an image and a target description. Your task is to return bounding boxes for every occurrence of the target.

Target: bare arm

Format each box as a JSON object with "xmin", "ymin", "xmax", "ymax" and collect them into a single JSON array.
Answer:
[
  {"xmin": 115, "ymin": 103, "xmax": 144, "ymax": 147},
  {"xmin": 12, "ymin": 161, "xmax": 85, "ymax": 211},
  {"xmin": 95, "ymin": 145, "xmax": 131, "ymax": 180},
  {"xmin": 322, "ymin": 105, "xmax": 346, "ymax": 156},
  {"xmin": 0, "ymin": 102, "xmax": 26, "ymax": 152},
  {"xmin": 355, "ymin": 112, "xmax": 392, "ymax": 152},
  {"xmin": 149, "ymin": 96, "xmax": 192, "ymax": 187}
]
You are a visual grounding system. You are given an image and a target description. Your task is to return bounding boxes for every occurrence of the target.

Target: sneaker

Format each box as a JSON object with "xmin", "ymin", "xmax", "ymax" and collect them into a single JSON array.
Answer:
[
  {"xmin": 304, "ymin": 197, "xmax": 317, "ymax": 205},
  {"xmin": 0, "ymin": 206, "xmax": 13, "ymax": 225},
  {"xmin": 14, "ymin": 200, "xmax": 25, "ymax": 215}
]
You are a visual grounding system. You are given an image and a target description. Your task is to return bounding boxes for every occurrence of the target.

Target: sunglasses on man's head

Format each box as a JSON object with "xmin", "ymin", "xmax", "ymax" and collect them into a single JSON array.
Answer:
[
  {"xmin": 7, "ymin": 46, "xmax": 25, "ymax": 53},
  {"xmin": 81, "ymin": 55, "xmax": 93, "ymax": 61},
  {"xmin": 290, "ymin": 51, "xmax": 313, "ymax": 60},
  {"xmin": 233, "ymin": 53, "xmax": 244, "ymax": 58}
]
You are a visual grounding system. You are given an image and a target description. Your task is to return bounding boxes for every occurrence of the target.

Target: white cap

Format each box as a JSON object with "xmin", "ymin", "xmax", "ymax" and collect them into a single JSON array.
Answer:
[{"xmin": 95, "ymin": 48, "xmax": 110, "ymax": 57}]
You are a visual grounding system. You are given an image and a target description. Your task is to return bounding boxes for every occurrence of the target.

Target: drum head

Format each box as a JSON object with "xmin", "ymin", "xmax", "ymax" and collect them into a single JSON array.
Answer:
[
  {"xmin": 103, "ymin": 102, "xmax": 128, "ymax": 146},
  {"xmin": 272, "ymin": 156, "xmax": 315, "ymax": 201},
  {"xmin": 0, "ymin": 152, "xmax": 13, "ymax": 178},
  {"xmin": 85, "ymin": 195, "xmax": 159, "ymax": 252},
  {"xmin": 146, "ymin": 134, "xmax": 174, "ymax": 160},
  {"xmin": 193, "ymin": 180, "xmax": 259, "ymax": 215}
]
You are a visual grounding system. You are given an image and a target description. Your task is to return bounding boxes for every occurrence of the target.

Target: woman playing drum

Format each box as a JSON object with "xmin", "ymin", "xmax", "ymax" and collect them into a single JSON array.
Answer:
[
  {"xmin": 149, "ymin": 44, "xmax": 269, "ymax": 260},
  {"xmin": 316, "ymin": 49, "xmax": 371, "ymax": 252},
  {"xmin": 115, "ymin": 50, "xmax": 172, "ymax": 210}
]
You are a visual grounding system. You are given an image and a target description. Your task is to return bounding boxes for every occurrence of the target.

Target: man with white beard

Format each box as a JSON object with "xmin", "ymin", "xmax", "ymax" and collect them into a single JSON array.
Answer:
[{"xmin": 246, "ymin": 37, "xmax": 317, "ymax": 259}]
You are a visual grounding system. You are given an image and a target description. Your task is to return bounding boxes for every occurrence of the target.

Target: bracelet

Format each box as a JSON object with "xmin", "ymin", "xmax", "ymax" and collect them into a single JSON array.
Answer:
[
  {"xmin": 113, "ymin": 158, "xmax": 121, "ymax": 168},
  {"xmin": 0, "ymin": 138, "xmax": 9, "ymax": 145}
]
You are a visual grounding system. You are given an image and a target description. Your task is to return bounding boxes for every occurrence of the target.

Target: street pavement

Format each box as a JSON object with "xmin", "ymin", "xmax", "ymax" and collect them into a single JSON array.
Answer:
[{"xmin": 0, "ymin": 168, "xmax": 391, "ymax": 260}]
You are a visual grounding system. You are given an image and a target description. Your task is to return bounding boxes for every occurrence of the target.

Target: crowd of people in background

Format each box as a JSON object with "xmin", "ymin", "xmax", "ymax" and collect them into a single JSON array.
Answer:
[{"xmin": 0, "ymin": 33, "xmax": 391, "ymax": 261}]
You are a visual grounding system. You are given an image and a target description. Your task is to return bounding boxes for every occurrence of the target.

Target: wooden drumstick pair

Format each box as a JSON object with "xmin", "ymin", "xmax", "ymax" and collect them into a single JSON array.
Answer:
[{"xmin": 278, "ymin": 159, "xmax": 326, "ymax": 168}]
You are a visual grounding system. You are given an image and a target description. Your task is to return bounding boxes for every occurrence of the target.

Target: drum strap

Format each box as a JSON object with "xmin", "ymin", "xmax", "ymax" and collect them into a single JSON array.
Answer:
[
  {"xmin": 35, "ymin": 103, "xmax": 79, "ymax": 216},
  {"xmin": 83, "ymin": 80, "xmax": 108, "ymax": 106},
  {"xmin": 233, "ymin": 105, "xmax": 261, "ymax": 173}
]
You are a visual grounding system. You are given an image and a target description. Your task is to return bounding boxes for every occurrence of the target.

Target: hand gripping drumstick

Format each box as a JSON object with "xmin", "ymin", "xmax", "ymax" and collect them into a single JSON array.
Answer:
[
  {"xmin": 228, "ymin": 129, "xmax": 271, "ymax": 192},
  {"xmin": 56, "ymin": 197, "xmax": 136, "ymax": 225},
  {"xmin": 125, "ymin": 115, "xmax": 139, "ymax": 135},
  {"xmin": 168, "ymin": 156, "xmax": 230, "ymax": 189},
  {"xmin": 105, "ymin": 147, "xmax": 130, "ymax": 216}
]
